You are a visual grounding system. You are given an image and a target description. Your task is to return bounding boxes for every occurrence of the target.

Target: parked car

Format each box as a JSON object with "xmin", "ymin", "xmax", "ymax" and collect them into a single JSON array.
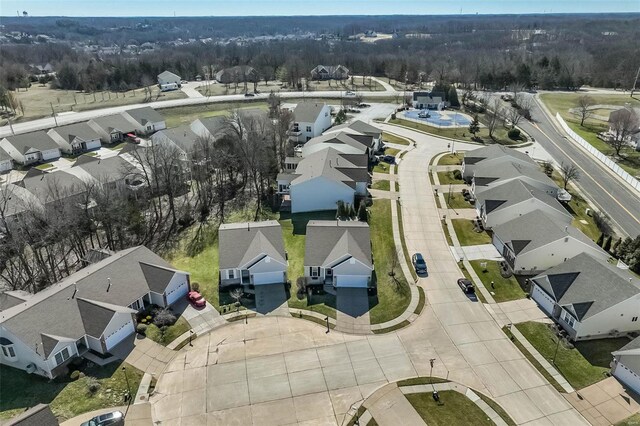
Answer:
[
  {"xmin": 457, "ymin": 278, "xmax": 475, "ymax": 294},
  {"xmin": 244, "ymin": 92, "xmax": 255, "ymax": 97},
  {"xmin": 412, "ymin": 253, "xmax": 427, "ymax": 274},
  {"xmin": 382, "ymin": 155, "xmax": 396, "ymax": 164},
  {"xmin": 81, "ymin": 411, "xmax": 124, "ymax": 426},
  {"xmin": 344, "ymin": 91, "xmax": 356, "ymax": 97},
  {"xmin": 187, "ymin": 291, "xmax": 206, "ymax": 308}
]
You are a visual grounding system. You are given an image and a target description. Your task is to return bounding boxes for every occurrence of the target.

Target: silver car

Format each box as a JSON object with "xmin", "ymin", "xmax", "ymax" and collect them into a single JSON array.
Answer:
[{"xmin": 81, "ymin": 411, "xmax": 124, "ymax": 426}]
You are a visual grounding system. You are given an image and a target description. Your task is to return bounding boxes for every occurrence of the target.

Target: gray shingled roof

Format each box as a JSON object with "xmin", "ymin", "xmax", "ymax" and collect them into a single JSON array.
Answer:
[
  {"xmin": 5, "ymin": 404, "xmax": 58, "ymax": 426},
  {"xmin": 532, "ymin": 252, "xmax": 640, "ymax": 321},
  {"xmin": 17, "ymin": 170, "xmax": 86, "ymax": 205},
  {"xmin": 0, "ymin": 184, "xmax": 45, "ymax": 217},
  {"xmin": 305, "ymin": 220, "xmax": 372, "ymax": 268},
  {"xmin": 2, "ymin": 131, "xmax": 59, "ymax": 154},
  {"xmin": 475, "ymin": 179, "xmax": 570, "ymax": 219},
  {"xmin": 0, "ymin": 291, "xmax": 29, "ymax": 311},
  {"xmin": 125, "ymin": 107, "xmax": 165, "ymax": 126},
  {"xmin": 191, "ymin": 116, "xmax": 226, "ymax": 138},
  {"xmin": 302, "ymin": 132, "xmax": 369, "ymax": 156},
  {"xmin": 291, "ymin": 148, "xmax": 368, "ymax": 188},
  {"xmin": 293, "ymin": 102, "xmax": 328, "ymax": 123},
  {"xmin": 76, "ymin": 298, "xmax": 134, "ymax": 338},
  {"xmin": 493, "ymin": 210, "xmax": 603, "ymax": 256},
  {"xmin": 89, "ymin": 113, "xmax": 138, "ymax": 135},
  {"xmin": 154, "ymin": 126, "xmax": 200, "ymax": 153},
  {"xmin": 329, "ymin": 120, "xmax": 382, "ymax": 137},
  {"xmin": 614, "ymin": 336, "xmax": 640, "ymax": 354},
  {"xmin": 218, "ymin": 221, "xmax": 286, "ymax": 270},
  {"xmin": 0, "ymin": 147, "xmax": 12, "ymax": 162},
  {"xmin": 158, "ymin": 70, "xmax": 181, "ymax": 80},
  {"xmin": 74, "ymin": 155, "xmax": 137, "ymax": 183},
  {"xmin": 464, "ymin": 144, "xmax": 532, "ymax": 165},
  {"xmin": 49, "ymin": 122, "xmax": 101, "ymax": 143},
  {"xmin": 473, "ymin": 160, "xmax": 555, "ymax": 188}
]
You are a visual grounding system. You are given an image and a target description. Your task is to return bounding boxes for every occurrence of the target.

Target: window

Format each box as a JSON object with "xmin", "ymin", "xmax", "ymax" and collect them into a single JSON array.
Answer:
[
  {"xmin": 228, "ymin": 270, "xmax": 235, "ymax": 279},
  {"xmin": 1, "ymin": 345, "xmax": 16, "ymax": 359},
  {"xmin": 311, "ymin": 267, "xmax": 319, "ymax": 278},
  {"xmin": 561, "ymin": 310, "xmax": 576, "ymax": 328},
  {"xmin": 306, "ymin": 126, "xmax": 312, "ymax": 132},
  {"xmin": 326, "ymin": 268, "xmax": 333, "ymax": 276},
  {"xmin": 633, "ymin": 316, "xmax": 638, "ymax": 322},
  {"xmin": 54, "ymin": 347, "xmax": 71, "ymax": 366}
]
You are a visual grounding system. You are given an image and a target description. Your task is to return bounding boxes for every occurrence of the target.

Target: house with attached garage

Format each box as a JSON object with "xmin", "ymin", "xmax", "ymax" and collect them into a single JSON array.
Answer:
[
  {"xmin": 290, "ymin": 102, "xmax": 332, "ymax": 143},
  {"xmin": 47, "ymin": 122, "xmax": 102, "ymax": 155},
  {"xmin": 0, "ymin": 131, "xmax": 61, "ymax": 165},
  {"xmin": 470, "ymin": 159, "xmax": 561, "ymax": 199},
  {"xmin": 0, "ymin": 147, "xmax": 13, "ymax": 173},
  {"xmin": 301, "ymin": 131, "xmax": 372, "ymax": 159},
  {"xmin": 530, "ymin": 252, "xmax": 640, "ymax": 341},
  {"xmin": 150, "ymin": 125, "xmax": 199, "ymax": 159},
  {"xmin": 304, "ymin": 220, "xmax": 373, "ymax": 292},
  {"xmin": 462, "ymin": 145, "xmax": 535, "ymax": 180},
  {"xmin": 324, "ymin": 120, "xmax": 383, "ymax": 155},
  {"xmin": 492, "ymin": 210, "xmax": 607, "ymax": 275},
  {"xmin": 218, "ymin": 221, "xmax": 288, "ymax": 292},
  {"xmin": 16, "ymin": 168, "xmax": 88, "ymax": 213},
  {"xmin": 71, "ymin": 154, "xmax": 143, "ymax": 191},
  {"xmin": 0, "ymin": 246, "xmax": 190, "ymax": 379},
  {"xmin": 310, "ymin": 65, "xmax": 350, "ymax": 80},
  {"xmin": 474, "ymin": 179, "xmax": 572, "ymax": 229},
  {"xmin": 611, "ymin": 337, "xmax": 640, "ymax": 395},
  {"xmin": 277, "ymin": 148, "xmax": 369, "ymax": 213},
  {"xmin": 0, "ymin": 184, "xmax": 44, "ymax": 233},
  {"xmin": 190, "ymin": 116, "xmax": 227, "ymax": 140},
  {"xmin": 157, "ymin": 70, "xmax": 182, "ymax": 87},
  {"xmin": 122, "ymin": 107, "xmax": 166, "ymax": 135},
  {"xmin": 88, "ymin": 113, "xmax": 140, "ymax": 144}
]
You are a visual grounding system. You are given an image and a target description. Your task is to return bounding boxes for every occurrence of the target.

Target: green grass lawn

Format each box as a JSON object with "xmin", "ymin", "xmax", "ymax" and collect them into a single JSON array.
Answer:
[
  {"xmin": 515, "ymin": 321, "xmax": 631, "ymax": 389},
  {"xmin": 404, "ymin": 391, "xmax": 495, "ymax": 426},
  {"xmin": 368, "ymin": 199, "xmax": 411, "ymax": 324},
  {"xmin": 35, "ymin": 163, "xmax": 54, "ymax": 170},
  {"xmin": 145, "ymin": 316, "xmax": 191, "ymax": 346},
  {"xmin": 373, "ymin": 162, "xmax": 391, "ymax": 174},
  {"xmin": 437, "ymin": 153, "xmax": 464, "ymax": 166},
  {"xmin": 442, "ymin": 220, "xmax": 454, "ymax": 246},
  {"xmin": 443, "ymin": 193, "xmax": 472, "ymax": 209},
  {"xmin": 469, "ymin": 260, "xmax": 526, "ymax": 302},
  {"xmin": 0, "ymin": 362, "xmax": 142, "ymax": 421},
  {"xmin": 385, "ymin": 147, "xmax": 401, "ymax": 156},
  {"xmin": 547, "ymin": 171, "xmax": 600, "ymax": 241},
  {"xmin": 382, "ymin": 132, "xmax": 412, "ymax": 146},
  {"xmin": 282, "ymin": 210, "xmax": 340, "ymax": 319},
  {"xmin": 437, "ymin": 171, "xmax": 464, "ymax": 185},
  {"xmin": 458, "ymin": 261, "xmax": 487, "ymax": 303},
  {"xmin": 451, "ymin": 219, "xmax": 491, "ymax": 246},
  {"xmin": 617, "ymin": 413, "xmax": 640, "ymax": 426},
  {"xmin": 371, "ymin": 180, "xmax": 390, "ymax": 191}
]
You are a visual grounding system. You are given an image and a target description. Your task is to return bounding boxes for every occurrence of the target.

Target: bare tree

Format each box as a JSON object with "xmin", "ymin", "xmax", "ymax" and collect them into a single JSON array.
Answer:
[
  {"xmin": 559, "ymin": 162, "xmax": 580, "ymax": 190},
  {"xmin": 486, "ymin": 97, "xmax": 503, "ymax": 139},
  {"xmin": 230, "ymin": 287, "xmax": 244, "ymax": 311},
  {"xmin": 504, "ymin": 104, "xmax": 524, "ymax": 129},
  {"xmin": 609, "ymin": 108, "xmax": 640, "ymax": 157},
  {"xmin": 574, "ymin": 95, "xmax": 595, "ymax": 126}
]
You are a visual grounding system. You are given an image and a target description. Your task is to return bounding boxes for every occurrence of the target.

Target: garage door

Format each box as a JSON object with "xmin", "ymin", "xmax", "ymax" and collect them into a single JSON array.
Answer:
[
  {"xmin": 253, "ymin": 271, "xmax": 284, "ymax": 285},
  {"xmin": 166, "ymin": 281, "xmax": 189, "ymax": 305},
  {"xmin": 335, "ymin": 275, "xmax": 368, "ymax": 288},
  {"xmin": 532, "ymin": 285, "xmax": 555, "ymax": 315},
  {"xmin": 105, "ymin": 320, "xmax": 135, "ymax": 351},
  {"xmin": 614, "ymin": 362, "xmax": 640, "ymax": 395}
]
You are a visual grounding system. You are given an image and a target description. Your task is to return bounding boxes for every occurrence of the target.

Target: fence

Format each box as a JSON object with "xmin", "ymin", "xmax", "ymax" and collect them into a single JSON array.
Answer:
[{"xmin": 555, "ymin": 113, "xmax": 640, "ymax": 192}]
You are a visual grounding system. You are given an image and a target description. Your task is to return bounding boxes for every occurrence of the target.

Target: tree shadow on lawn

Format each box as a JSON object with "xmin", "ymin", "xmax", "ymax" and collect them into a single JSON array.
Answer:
[
  {"xmin": 574, "ymin": 337, "xmax": 632, "ymax": 369},
  {"xmin": 279, "ymin": 210, "xmax": 337, "ymax": 235}
]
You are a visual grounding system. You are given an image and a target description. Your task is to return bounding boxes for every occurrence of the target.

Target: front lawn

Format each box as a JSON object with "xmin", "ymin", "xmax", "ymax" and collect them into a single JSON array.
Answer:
[
  {"xmin": 0, "ymin": 362, "xmax": 142, "ymax": 421},
  {"xmin": 469, "ymin": 260, "xmax": 525, "ymax": 302},
  {"xmin": 515, "ymin": 321, "xmax": 630, "ymax": 389},
  {"xmin": 145, "ymin": 316, "xmax": 191, "ymax": 346},
  {"xmin": 451, "ymin": 219, "xmax": 491, "ymax": 246},
  {"xmin": 437, "ymin": 171, "xmax": 464, "ymax": 185},
  {"xmin": 368, "ymin": 199, "xmax": 411, "ymax": 324},
  {"xmin": 442, "ymin": 193, "xmax": 472, "ymax": 209},
  {"xmin": 617, "ymin": 413, "xmax": 640, "ymax": 426},
  {"xmin": 373, "ymin": 162, "xmax": 391, "ymax": 174},
  {"xmin": 371, "ymin": 180, "xmax": 390, "ymax": 191},
  {"xmin": 385, "ymin": 147, "xmax": 401, "ymax": 157},
  {"xmin": 438, "ymin": 153, "xmax": 464, "ymax": 166},
  {"xmin": 404, "ymin": 391, "xmax": 495, "ymax": 426},
  {"xmin": 382, "ymin": 132, "xmax": 411, "ymax": 146}
]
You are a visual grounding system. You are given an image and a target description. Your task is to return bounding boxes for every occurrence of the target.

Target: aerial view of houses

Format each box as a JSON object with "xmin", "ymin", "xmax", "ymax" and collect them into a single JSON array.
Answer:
[{"xmin": 1, "ymin": 6, "xmax": 640, "ymax": 426}]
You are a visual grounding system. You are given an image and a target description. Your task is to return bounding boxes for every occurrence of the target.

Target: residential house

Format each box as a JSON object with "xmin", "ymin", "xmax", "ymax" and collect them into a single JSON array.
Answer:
[
  {"xmin": 0, "ymin": 147, "xmax": 13, "ymax": 173},
  {"xmin": 611, "ymin": 337, "xmax": 640, "ymax": 395},
  {"xmin": 0, "ymin": 184, "xmax": 44, "ymax": 233},
  {"xmin": 157, "ymin": 70, "xmax": 182, "ymax": 86},
  {"xmin": 218, "ymin": 221, "xmax": 288, "ymax": 292},
  {"xmin": 462, "ymin": 145, "xmax": 535, "ymax": 179},
  {"xmin": 412, "ymin": 92, "xmax": 445, "ymax": 110},
  {"xmin": 88, "ymin": 113, "xmax": 139, "ymax": 144},
  {"xmin": 277, "ymin": 148, "xmax": 368, "ymax": 213},
  {"xmin": 16, "ymin": 169, "xmax": 88, "ymax": 213},
  {"xmin": 150, "ymin": 126, "xmax": 200, "ymax": 159},
  {"xmin": 47, "ymin": 122, "xmax": 102, "ymax": 155},
  {"xmin": 310, "ymin": 65, "xmax": 350, "ymax": 80},
  {"xmin": 470, "ymin": 160, "xmax": 560, "ymax": 199},
  {"xmin": 215, "ymin": 66, "xmax": 259, "ymax": 85},
  {"xmin": 122, "ymin": 107, "xmax": 166, "ymax": 135},
  {"xmin": 71, "ymin": 154, "xmax": 143, "ymax": 191},
  {"xmin": 492, "ymin": 210, "xmax": 607, "ymax": 275},
  {"xmin": 474, "ymin": 179, "xmax": 572, "ymax": 229},
  {"xmin": 530, "ymin": 252, "xmax": 640, "ymax": 341},
  {"xmin": 190, "ymin": 116, "xmax": 227, "ymax": 140},
  {"xmin": 304, "ymin": 220, "xmax": 373, "ymax": 290},
  {"xmin": 0, "ymin": 131, "xmax": 61, "ymax": 165},
  {"xmin": 0, "ymin": 246, "xmax": 190, "ymax": 379},
  {"xmin": 5, "ymin": 404, "xmax": 58, "ymax": 426},
  {"xmin": 324, "ymin": 120, "xmax": 383, "ymax": 154},
  {"xmin": 301, "ymin": 131, "xmax": 371, "ymax": 159},
  {"xmin": 290, "ymin": 102, "xmax": 332, "ymax": 143},
  {"xmin": 607, "ymin": 107, "xmax": 640, "ymax": 151}
]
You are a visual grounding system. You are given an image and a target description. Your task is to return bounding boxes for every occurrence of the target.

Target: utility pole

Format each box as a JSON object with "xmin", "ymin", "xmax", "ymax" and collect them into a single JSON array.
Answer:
[
  {"xmin": 631, "ymin": 65, "xmax": 640, "ymax": 97},
  {"xmin": 7, "ymin": 117, "xmax": 15, "ymax": 135},
  {"xmin": 50, "ymin": 102, "xmax": 58, "ymax": 126}
]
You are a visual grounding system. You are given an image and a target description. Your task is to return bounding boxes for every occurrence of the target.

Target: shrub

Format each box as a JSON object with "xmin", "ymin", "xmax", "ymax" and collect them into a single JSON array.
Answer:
[
  {"xmin": 146, "ymin": 315, "xmax": 152, "ymax": 320},
  {"xmin": 507, "ymin": 128, "xmax": 521, "ymax": 140},
  {"xmin": 70, "ymin": 370, "xmax": 81, "ymax": 381},
  {"xmin": 86, "ymin": 377, "xmax": 101, "ymax": 395},
  {"xmin": 191, "ymin": 282, "xmax": 200, "ymax": 292},
  {"xmin": 140, "ymin": 318, "xmax": 147, "ymax": 323},
  {"xmin": 136, "ymin": 323, "xmax": 148, "ymax": 334},
  {"xmin": 453, "ymin": 170, "xmax": 462, "ymax": 180},
  {"xmin": 152, "ymin": 308, "xmax": 176, "ymax": 327}
]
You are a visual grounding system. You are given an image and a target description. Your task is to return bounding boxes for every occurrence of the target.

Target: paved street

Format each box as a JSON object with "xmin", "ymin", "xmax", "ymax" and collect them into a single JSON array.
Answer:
[{"xmin": 149, "ymin": 123, "xmax": 588, "ymax": 426}]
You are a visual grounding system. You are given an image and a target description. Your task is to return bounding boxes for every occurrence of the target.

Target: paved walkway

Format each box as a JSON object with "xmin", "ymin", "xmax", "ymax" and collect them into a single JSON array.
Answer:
[
  {"xmin": 451, "ymin": 244, "xmax": 502, "ymax": 261},
  {"xmin": 365, "ymin": 385, "xmax": 427, "ymax": 425},
  {"xmin": 440, "ymin": 207, "xmax": 479, "ymax": 219},
  {"xmin": 180, "ymin": 84, "xmax": 205, "ymax": 98},
  {"xmin": 369, "ymin": 188, "xmax": 399, "ymax": 200},
  {"xmin": 111, "ymin": 335, "xmax": 176, "ymax": 376},
  {"xmin": 565, "ymin": 377, "xmax": 640, "ymax": 425}
]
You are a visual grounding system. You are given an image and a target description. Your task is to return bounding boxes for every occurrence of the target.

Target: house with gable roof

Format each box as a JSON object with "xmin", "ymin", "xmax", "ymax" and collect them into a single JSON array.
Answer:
[
  {"xmin": 0, "ymin": 131, "xmax": 61, "ymax": 165},
  {"xmin": 47, "ymin": 122, "xmax": 102, "ymax": 155},
  {"xmin": 611, "ymin": 336, "xmax": 640, "ymax": 395}
]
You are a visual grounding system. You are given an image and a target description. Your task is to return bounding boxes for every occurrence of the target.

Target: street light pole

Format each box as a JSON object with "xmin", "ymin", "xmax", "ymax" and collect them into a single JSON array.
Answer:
[
  {"xmin": 325, "ymin": 316, "xmax": 330, "ymax": 333},
  {"xmin": 552, "ymin": 335, "xmax": 562, "ymax": 365},
  {"xmin": 189, "ymin": 329, "xmax": 194, "ymax": 347},
  {"xmin": 122, "ymin": 366, "xmax": 132, "ymax": 413}
]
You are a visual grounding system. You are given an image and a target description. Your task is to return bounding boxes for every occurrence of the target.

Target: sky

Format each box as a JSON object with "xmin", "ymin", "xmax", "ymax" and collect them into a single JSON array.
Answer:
[{"xmin": 1, "ymin": 0, "xmax": 639, "ymax": 17}]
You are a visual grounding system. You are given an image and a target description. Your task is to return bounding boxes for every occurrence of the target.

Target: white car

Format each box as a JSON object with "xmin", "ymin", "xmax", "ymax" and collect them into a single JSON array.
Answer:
[{"xmin": 344, "ymin": 91, "xmax": 356, "ymax": 97}]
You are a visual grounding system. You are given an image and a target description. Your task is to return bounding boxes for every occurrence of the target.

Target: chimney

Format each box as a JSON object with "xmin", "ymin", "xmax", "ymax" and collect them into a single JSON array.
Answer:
[{"xmin": 107, "ymin": 277, "xmax": 111, "ymax": 292}]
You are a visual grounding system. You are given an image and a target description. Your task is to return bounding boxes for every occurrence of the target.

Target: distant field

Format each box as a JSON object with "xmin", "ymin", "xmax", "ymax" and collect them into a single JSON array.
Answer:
[{"xmin": 3, "ymin": 83, "xmax": 187, "ymax": 126}]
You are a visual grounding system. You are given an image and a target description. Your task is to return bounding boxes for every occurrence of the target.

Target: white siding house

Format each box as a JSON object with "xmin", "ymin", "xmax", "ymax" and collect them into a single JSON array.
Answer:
[
  {"xmin": 0, "ymin": 131, "xmax": 61, "ymax": 165},
  {"xmin": 290, "ymin": 102, "xmax": 332, "ymax": 143},
  {"xmin": 0, "ymin": 148, "xmax": 13, "ymax": 173},
  {"xmin": 123, "ymin": 107, "xmax": 167, "ymax": 135},
  {"xmin": 47, "ymin": 122, "xmax": 102, "ymax": 155},
  {"xmin": 530, "ymin": 253, "xmax": 640, "ymax": 341},
  {"xmin": 611, "ymin": 337, "xmax": 640, "ymax": 395},
  {"xmin": 157, "ymin": 70, "xmax": 182, "ymax": 86}
]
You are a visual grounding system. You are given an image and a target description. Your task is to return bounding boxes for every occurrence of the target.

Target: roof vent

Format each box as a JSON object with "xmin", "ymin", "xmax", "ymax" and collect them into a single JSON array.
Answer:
[{"xmin": 107, "ymin": 277, "xmax": 111, "ymax": 292}]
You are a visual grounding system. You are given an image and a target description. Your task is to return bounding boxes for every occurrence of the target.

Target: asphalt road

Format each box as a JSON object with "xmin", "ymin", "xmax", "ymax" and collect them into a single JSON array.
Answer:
[{"xmin": 521, "ymin": 94, "xmax": 640, "ymax": 237}]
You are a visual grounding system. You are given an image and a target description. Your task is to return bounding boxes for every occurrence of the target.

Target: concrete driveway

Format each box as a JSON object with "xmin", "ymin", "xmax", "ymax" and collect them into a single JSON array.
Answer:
[
  {"xmin": 111, "ymin": 334, "xmax": 176, "ymax": 376},
  {"xmin": 336, "ymin": 287, "xmax": 371, "ymax": 334},
  {"xmin": 255, "ymin": 283, "xmax": 289, "ymax": 315},
  {"xmin": 565, "ymin": 377, "xmax": 640, "ymax": 425}
]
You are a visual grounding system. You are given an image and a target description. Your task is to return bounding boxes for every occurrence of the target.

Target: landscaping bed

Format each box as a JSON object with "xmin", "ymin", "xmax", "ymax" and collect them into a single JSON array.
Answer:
[{"xmin": 469, "ymin": 260, "xmax": 526, "ymax": 302}]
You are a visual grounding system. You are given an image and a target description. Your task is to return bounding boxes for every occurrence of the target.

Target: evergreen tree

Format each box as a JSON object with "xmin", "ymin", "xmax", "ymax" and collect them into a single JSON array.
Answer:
[
  {"xmin": 357, "ymin": 201, "xmax": 368, "ymax": 222},
  {"xmin": 349, "ymin": 203, "xmax": 357, "ymax": 219},
  {"xmin": 603, "ymin": 235, "xmax": 612, "ymax": 252},
  {"xmin": 612, "ymin": 237, "xmax": 622, "ymax": 256},
  {"xmin": 468, "ymin": 115, "xmax": 480, "ymax": 137},
  {"xmin": 448, "ymin": 86, "xmax": 460, "ymax": 107},
  {"xmin": 336, "ymin": 200, "xmax": 345, "ymax": 219},
  {"xmin": 596, "ymin": 232, "xmax": 605, "ymax": 247}
]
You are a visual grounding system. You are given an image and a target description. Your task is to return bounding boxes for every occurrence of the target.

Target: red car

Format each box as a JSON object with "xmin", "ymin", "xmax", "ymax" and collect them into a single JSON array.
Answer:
[{"xmin": 187, "ymin": 291, "xmax": 206, "ymax": 308}]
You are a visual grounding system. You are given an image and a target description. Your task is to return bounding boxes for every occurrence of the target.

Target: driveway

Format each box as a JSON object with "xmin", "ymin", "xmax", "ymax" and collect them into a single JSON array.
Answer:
[
  {"xmin": 452, "ymin": 244, "xmax": 503, "ymax": 261},
  {"xmin": 565, "ymin": 377, "xmax": 640, "ymax": 425},
  {"xmin": 255, "ymin": 283, "xmax": 289, "ymax": 315},
  {"xmin": 110, "ymin": 334, "xmax": 176, "ymax": 376},
  {"xmin": 497, "ymin": 299, "xmax": 553, "ymax": 324},
  {"xmin": 173, "ymin": 298, "xmax": 225, "ymax": 336},
  {"xmin": 336, "ymin": 287, "xmax": 371, "ymax": 334}
]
